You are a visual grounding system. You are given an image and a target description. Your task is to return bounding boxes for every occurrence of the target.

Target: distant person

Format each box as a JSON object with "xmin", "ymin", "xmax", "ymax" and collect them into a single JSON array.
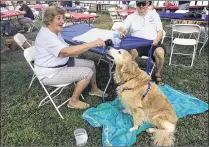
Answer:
[
  {"xmin": 75, "ymin": 1, "xmax": 80, "ymax": 6},
  {"xmin": 61, "ymin": 1, "xmax": 72, "ymax": 7},
  {"xmin": 0, "ymin": 1, "xmax": 10, "ymax": 36},
  {"xmin": 178, "ymin": 1, "xmax": 190, "ymax": 10},
  {"xmin": 16, "ymin": 1, "xmax": 34, "ymax": 33},
  {"xmin": 96, "ymin": 1, "xmax": 101, "ymax": 13}
]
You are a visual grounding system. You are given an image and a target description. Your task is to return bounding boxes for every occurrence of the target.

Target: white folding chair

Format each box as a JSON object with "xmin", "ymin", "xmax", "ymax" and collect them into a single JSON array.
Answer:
[
  {"xmin": 83, "ymin": 11, "xmax": 89, "ymax": 14},
  {"xmin": 139, "ymin": 30, "xmax": 166, "ymax": 75},
  {"xmin": 198, "ymin": 26, "xmax": 208, "ymax": 56},
  {"xmin": 27, "ymin": 11, "xmax": 40, "ymax": 32},
  {"xmin": 169, "ymin": 24, "xmax": 201, "ymax": 67},
  {"xmin": 119, "ymin": 11, "xmax": 128, "ymax": 21},
  {"xmin": 203, "ymin": 1, "xmax": 208, "ymax": 6},
  {"xmin": 14, "ymin": 33, "xmax": 32, "ymax": 50},
  {"xmin": 158, "ymin": 1, "xmax": 165, "ymax": 7},
  {"xmin": 190, "ymin": 1, "xmax": 196, "ymax": 6},
  {"xmin": 89, "ymin": 12, "xmax": 97, "ymax": 25},
  {"xmin": 196, "ymin": 1, "xmax": 203, "ymax": 6},
  {"xmin": 23, "ymin": 47, "xmax": 85, "ymax": 119},
  {"xmin": 153, "ymin": 1, "xmax": 159, "ymax": 7}
]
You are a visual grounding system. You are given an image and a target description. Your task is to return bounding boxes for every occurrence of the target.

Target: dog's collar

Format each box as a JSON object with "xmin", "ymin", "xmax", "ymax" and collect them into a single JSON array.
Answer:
[{"xmin": 142, "ymin": 82, "xmax": 151, "ymax": 100}]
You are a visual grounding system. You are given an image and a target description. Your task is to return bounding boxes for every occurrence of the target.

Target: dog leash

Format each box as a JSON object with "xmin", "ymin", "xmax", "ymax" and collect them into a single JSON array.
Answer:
[
  {"xmin": 145, "ymin": 45, "xmax": 153, "ymax": 74},
  {"xmin": 142, "ymin": 45, "xmax": 153, "ymax": 100}
]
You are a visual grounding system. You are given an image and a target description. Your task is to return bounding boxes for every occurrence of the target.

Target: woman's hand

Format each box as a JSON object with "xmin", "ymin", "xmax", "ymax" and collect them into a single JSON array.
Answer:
[{"xmin": 92, "ymin": 38, "xmax": 106, "ymax": 47}]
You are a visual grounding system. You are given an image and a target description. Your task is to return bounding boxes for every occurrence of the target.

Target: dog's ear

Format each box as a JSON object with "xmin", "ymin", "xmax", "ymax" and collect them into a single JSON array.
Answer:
[{"xmin": 129, "ymin": 49, "xmax": 138, "ymax": 60}]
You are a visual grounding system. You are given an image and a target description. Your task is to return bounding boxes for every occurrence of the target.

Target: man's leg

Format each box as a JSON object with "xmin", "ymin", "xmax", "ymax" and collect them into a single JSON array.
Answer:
[
  {"xmin": 4, "ymin": 21, "xmax": 10, "ymax": 35},
  {"xmin": 153, "ymin": 47, "xmax": 165, "ymax": 84}
]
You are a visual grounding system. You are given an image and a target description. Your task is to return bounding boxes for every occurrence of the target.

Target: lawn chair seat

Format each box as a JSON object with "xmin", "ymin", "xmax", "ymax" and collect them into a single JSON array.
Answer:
[
  {"xmin": 23, "ymin": 46, "xmax": 85, "ymax": 119},
  {"xmin": 169, "ymin": 24, "xmax": 201, "ymax": 67},
  {"xmin": 14, "ymin": 33, "xmax": 32, "ymax": 50}
]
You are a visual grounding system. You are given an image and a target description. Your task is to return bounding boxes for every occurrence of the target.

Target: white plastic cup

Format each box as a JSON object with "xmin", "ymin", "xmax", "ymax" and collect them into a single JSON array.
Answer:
[{"xmin": 74, "ymin": 128, "xmax": 88, "ymax": 146}]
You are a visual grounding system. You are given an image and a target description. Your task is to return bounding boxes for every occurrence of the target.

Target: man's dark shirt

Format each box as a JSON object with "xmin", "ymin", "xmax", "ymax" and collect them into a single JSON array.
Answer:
[
  {"xmin": 19, "ymin": 4, "xmax": 34, "ymax": 20},
  {"xmin": 61, "ymin": 1, "xmax": 72, "ymax": 7},
  {"xmin": 0, "ymin": 4, "xmax": 7, "ymax": 7}
]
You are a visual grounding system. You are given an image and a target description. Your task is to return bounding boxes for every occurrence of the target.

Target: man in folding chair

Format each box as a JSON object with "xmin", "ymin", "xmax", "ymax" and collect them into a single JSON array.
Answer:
[
  {"xmin": 16, "ymin": 1, "xmax": 34, "ymax": 32},
  {"xmin": 35, "ymin": 6, "xmax": 107, "ymax": 110},
  {"xmin": 119, "ymin": 1, "xmax": 166, "ymax": 85}
]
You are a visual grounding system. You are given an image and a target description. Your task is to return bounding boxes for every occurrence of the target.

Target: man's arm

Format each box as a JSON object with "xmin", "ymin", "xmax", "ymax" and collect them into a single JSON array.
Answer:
[
  {"xmin": 119, "ymin": 27, "xmax": 126, "ymax": 38},
  {"xmin": 153, "ymin": 12, "xmax": 163, "ymax": 46},
  {"xmin": 153, "ymin": 30, "xmax": 163, "ymax": 46}
]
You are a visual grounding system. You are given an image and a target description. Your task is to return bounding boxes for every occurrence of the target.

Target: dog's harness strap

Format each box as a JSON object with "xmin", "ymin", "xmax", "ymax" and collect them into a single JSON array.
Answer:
[
  {"xmin": 146, "ymin": 45, "xmax": 153, "ymax": 74},
  {"xmin": 142, "ymin": 82, "xmax": 151, "ymax": 100}
]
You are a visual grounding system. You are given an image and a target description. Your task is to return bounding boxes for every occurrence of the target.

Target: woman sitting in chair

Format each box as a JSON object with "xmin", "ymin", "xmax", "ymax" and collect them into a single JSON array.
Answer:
[{"xmin": 34, "ymin": 6, "xmax": 107, "ymax": 109}]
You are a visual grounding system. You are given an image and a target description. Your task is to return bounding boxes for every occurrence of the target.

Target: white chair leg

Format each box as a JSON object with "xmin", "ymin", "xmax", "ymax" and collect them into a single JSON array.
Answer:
[
  {"xmin": 169, "ymin": 44, "xmax": 175, "ymax": 65},
  {"xmin": 29, "ymin": 74, "xmax": 36, "ymax": 88},
  {"xmin": 191, "ymin": 45, "xmax": 196, "ymax": 67},
  {"xmin": 48, "ymin": 94, "xmax": 64, "ymax": 119},
  {"xmin": 39, "ymin": 86, "xmax": 64, "ymax": 119},
  {"xmin": 97, "ymin": 57, "xmax": 102, "ymax": 65},
  {"xmin": 199, "ymin": 37, "xmax": 208, "ymax": 56},
  {"xmin": 150, "ymin": 63, "xmax": 155, "ymax": 75}
]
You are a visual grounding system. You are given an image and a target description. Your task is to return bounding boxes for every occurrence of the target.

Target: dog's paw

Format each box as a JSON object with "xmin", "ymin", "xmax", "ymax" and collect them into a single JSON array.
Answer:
[
  {"xmin": 146, "ymin": 128, "xmax": 157, "ymax": 133},
  {"xmin": 129, "ymin": 126, "xmax": 138, "ymax": 132},
  {"xmin": 117, "ymin": 86, "xmax": 124, "ymax": 94},
  {"xmin": 121, "ymin": 108, "xmax": 131, "ymax": 114}
]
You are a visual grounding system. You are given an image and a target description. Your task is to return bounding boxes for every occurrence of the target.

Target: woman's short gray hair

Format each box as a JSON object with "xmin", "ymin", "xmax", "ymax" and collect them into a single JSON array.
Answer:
[{"xmin": 42, "ymin": 6, "xmax": 65, "ymax": 26}]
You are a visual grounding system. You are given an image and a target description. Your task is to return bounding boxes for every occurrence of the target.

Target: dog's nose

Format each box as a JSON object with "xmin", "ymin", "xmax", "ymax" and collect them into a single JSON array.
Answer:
[{"xmin": 105, "ymin": 39, "xmax": 113, "ymax": 49}]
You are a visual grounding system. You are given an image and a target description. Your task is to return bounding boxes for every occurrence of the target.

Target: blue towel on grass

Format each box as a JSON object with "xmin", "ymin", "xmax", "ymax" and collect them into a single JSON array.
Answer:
[{"xmin": 82, "ymin": 84, "xmax": 208, "ymax": 146}]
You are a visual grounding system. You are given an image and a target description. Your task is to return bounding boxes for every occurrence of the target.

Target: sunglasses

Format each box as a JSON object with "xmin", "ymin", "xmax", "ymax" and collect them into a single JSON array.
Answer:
[{"xmin": 136, "ymin": 2, "xmax": 146, "ymax": 7}]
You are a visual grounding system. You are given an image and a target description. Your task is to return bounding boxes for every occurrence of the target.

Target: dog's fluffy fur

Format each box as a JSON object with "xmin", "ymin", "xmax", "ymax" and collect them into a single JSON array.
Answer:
[
  {"xmin": 1, "ymin": 39, "xmax": 33, "ymax": 53},
  {"xmin": 108, "ymin": 48, "xmax": 178, "ymax": 146}
]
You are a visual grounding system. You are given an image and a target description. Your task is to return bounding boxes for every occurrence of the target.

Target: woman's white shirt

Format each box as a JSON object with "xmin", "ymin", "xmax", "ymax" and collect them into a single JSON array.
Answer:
[{"xmin": 34, "ymin": 27, "xmax": 69, "ymax": 79}]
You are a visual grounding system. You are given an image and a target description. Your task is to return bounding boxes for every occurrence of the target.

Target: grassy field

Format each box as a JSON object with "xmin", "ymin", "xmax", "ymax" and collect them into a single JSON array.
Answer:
[{"xmin": 1, "ymin": 11, "xmax": 208, "ymax": 146}]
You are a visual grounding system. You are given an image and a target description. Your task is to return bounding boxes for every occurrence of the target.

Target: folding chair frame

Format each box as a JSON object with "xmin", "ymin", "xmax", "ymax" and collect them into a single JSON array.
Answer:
[{"xmin": 24, "ymin": 47, "xmax": 85, "ymax": 119}]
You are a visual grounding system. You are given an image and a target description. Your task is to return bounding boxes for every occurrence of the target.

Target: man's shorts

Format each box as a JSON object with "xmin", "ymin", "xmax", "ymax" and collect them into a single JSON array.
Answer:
[{"xmin": 136, "ymin": 42, "xmax": 166, "ymax": 61}]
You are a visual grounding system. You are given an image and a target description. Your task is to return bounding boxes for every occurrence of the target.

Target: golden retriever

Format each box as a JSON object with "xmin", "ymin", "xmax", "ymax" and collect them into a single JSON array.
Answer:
[
  {"xmin": 1, "ymin": 39, "xmax": 33, "ymax": 53},
  {"xmin": 107, "ymin": 48, "xmax": 178, "ymax": 146}
]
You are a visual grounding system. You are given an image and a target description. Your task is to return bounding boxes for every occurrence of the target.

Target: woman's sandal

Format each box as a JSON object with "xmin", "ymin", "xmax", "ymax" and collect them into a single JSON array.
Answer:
[
  {"xmin": 89, "ymin": 89, "xmax": 108, "ymax": 98},
  {"xmin": 152, "ymin": 75, "xmax": 165, "ymax": 86},
  {"xmin": 67, "ymin": 101, "xmax": 90, "ymax": 109}
]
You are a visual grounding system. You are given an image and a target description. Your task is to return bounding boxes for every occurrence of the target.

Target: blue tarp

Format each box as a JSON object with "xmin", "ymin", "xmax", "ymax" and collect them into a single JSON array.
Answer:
[{"xmin": 82, "ymin": 84, "xmax": 208, "ymax": 146}]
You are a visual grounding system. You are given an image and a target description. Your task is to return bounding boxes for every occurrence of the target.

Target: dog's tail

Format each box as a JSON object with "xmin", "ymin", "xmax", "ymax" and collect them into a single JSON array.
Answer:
[{"xmin": 152, "ymin": 129, "xmax": 175, "ymax": 146}]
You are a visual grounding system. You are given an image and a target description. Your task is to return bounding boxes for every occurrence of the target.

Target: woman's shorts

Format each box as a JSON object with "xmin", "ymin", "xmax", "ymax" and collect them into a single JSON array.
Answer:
[{"xmin": 41, "ymin": 58, "xmax": 94, "ymax": 85}]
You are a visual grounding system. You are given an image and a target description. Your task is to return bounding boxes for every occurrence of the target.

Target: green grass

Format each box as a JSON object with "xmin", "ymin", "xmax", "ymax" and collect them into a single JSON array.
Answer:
[{"xmin": 1, "ymin": 12, "xmax": 208, "ymax": 146}]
